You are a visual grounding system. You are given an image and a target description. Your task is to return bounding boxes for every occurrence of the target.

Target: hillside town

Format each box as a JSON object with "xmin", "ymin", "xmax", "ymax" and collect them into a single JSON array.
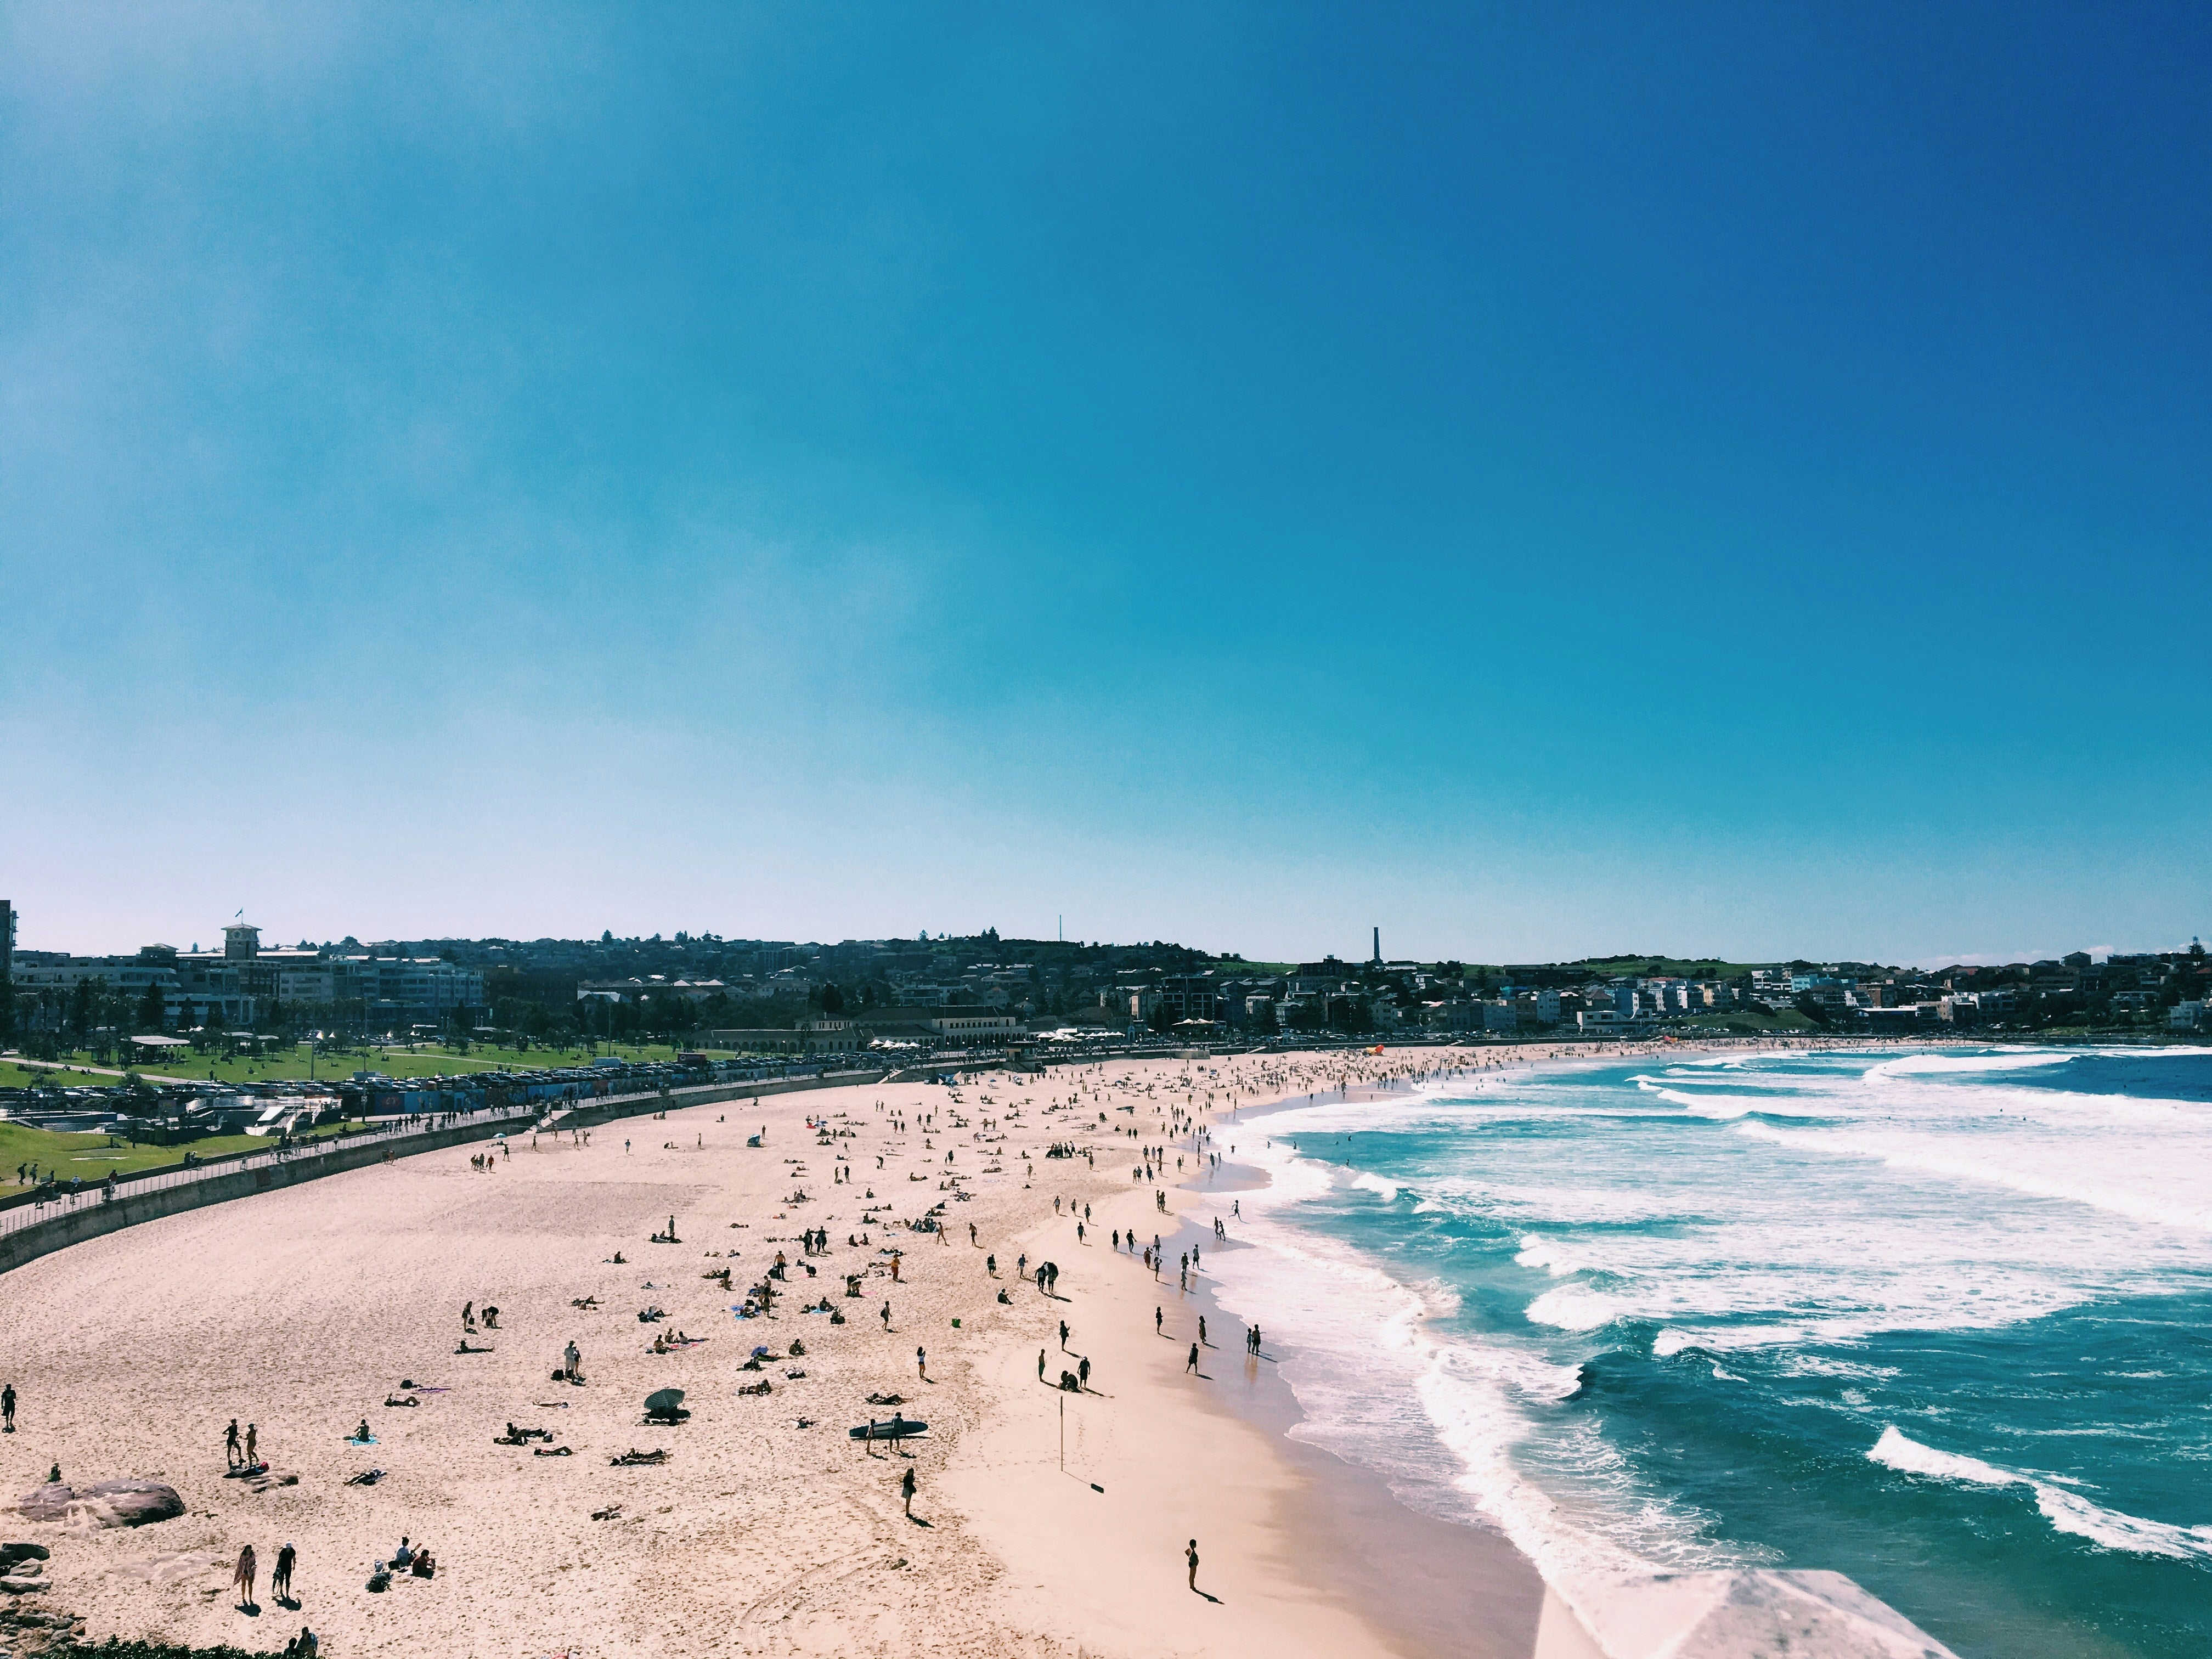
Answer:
[{"xmin": 5, "ymin": 900, "xmax": 2209, "ymax": 1071}]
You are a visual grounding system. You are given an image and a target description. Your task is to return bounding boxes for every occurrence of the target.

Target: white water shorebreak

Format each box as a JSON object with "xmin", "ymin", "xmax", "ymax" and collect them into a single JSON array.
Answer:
[
  {"xmin": 1200, "ymin": 1097, "xmax": 1725, "ymax": 1592},
  {"xmin": 1867, "ymin": 1427, "xmax": 2212, "ymax": 1561},
  {"xmin": 1196, "ymin": 1047, "xmax": 2212, "ymax": 1658}
]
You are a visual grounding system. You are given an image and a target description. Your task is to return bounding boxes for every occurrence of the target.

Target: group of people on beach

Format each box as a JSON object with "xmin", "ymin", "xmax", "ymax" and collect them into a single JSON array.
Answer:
[{"xmin": 228, "ymin": 1538, "xmax": 301, "ymax": 1613}]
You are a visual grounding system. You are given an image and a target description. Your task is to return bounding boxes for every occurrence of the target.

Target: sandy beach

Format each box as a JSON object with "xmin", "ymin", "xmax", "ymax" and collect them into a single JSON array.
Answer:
[{"xmin": 0, "ymin": 1039, "xmax": 1843, "ymax": 1658}]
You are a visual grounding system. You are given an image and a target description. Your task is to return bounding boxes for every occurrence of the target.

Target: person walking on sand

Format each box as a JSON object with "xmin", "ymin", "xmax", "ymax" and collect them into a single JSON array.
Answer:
[
  {"xmin": 2, "ymin": 1383, "xmax": 14, "ymax": 1432},
  {"xmin": 1038, "ymin": 1350, "xmax": 1047, "ymax": 1381},
  {"xmin": 917, "ymin": 1346, "xmax": 928, "ymax": 1383},
  {"xmin": 225, "ymin": 1419, "xmax": 242, "ymax": 1469},
  {"xmin": 1187, "ymin": 1342, "xmax": 1200, "ymax": 1373},
  {"xmin": 1187, "ymin": 1538, "xmax": 1200, "ymax": 1593},
  {"xmin": 900, "ymin": 1464, "xmax": 918, "ymax": 1517},
  {"xmin": 234, "ymin": 1542, "xmax": 258, "ymax": 1609},
  {"xmin": 245, "ymin": 1424, "xmax": 258, "ymax": 1466},
  {"xmin": 1155, "ymin": 1306, "xmax": 1163, "ymax": 1336},
  {"xmin": 271, "ymin": 1542, "xmax": 296, "ymax": 1604}
]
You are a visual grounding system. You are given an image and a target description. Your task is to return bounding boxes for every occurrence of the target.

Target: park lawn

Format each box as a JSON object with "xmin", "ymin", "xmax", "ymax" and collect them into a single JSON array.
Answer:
[
  {"xmin": 0, "ymin": 1116, "xmax": 368, "ymax": 1189},
  {"xmin": 1674, "ymin": 1008, "xmax": 1818, "ymax": 1034},
  {"xmin": 0, "ymin": 1059, "xmax": 129, "ymax": 1091}
]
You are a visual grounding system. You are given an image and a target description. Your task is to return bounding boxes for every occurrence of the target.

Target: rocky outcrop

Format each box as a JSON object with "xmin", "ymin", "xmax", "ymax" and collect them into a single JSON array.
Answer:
[{"xmin": 15, "ymin": 1480, "xmax": 184, "ymax": 1529}]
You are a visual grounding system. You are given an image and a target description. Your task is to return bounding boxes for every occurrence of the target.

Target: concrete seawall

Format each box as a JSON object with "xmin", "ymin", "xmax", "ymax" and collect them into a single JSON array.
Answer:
[{"xmin": 0, "ymin": 1068, "xmax": 888, "ymax": 1278}]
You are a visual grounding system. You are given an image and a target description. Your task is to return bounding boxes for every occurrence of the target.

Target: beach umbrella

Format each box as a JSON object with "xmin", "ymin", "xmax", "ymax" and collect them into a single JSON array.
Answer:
[{"xmin": 644, "ymin": 1388, "xmax": 685, "ymax": 1415}]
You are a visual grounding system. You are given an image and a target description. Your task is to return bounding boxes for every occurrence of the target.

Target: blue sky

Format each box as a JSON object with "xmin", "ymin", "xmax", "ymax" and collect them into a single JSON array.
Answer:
[{"xmin": 3, "ymin": 3, "xmax": 2207, "ymax": 963}]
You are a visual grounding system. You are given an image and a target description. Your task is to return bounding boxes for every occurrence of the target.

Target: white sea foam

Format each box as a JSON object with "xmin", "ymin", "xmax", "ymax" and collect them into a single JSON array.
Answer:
[
  {"xmin": 1736, "ymin": 1119, "xmax": 2212, "ymax": 1233},
  {"xmin": 1414, "ymin": 1180, "xmax": 1688, "ymax": 1227},
  {"xmin": 1775, "ymin": 1356, "xmax": 1901, "ymax": 1381},
  {"xmin": 1864, "ymin": 1052, "xmax": 2078, "ymax": 1079},
  {"xmin": 1869, "ymin": 1427, "xmax": 2212, "ymax": 1560},
  {"xmin": 1221, "ymin": 1047, "xmax": 2212, "ymax": 1610},
  {"xmin": 1867, "ymin": 1426, "xmax": 2016, "ymax": 1486},
  {"xmin": 1204, "ymin": 1135, "xmax": 1726, "ymax": 1591}
]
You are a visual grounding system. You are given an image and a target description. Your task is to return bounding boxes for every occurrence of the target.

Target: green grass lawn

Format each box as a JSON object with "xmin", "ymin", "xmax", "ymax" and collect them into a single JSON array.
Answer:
[
  {"xmin": 1, "ymin": 1059, "xmax": 122, "ymax": 1091},
  {"xmin": 4, "ymin": 1040, "xmax": 740, "ymax": 1089},
  {"xmin": 1673, "ymin": 1008, "xmax": 1818, "ymax": 1034},
  {"xmin": 0, "ymin": 1116, "xmax": 369, "ymax": 1189}
]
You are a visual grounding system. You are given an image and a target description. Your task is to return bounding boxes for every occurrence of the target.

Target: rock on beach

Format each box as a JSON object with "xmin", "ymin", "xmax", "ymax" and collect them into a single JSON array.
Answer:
[{"xmin": 14, "ymin": 1481, "xmax": 183, "ymax": 1529}]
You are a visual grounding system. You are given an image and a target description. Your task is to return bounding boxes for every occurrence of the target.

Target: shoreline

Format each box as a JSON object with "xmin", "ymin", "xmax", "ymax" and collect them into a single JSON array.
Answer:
[
  {"xmin": 939, "ymin": 1048, "xmax": 1554, "ymax": 1659},
  {"xmin": 1181, "ymin": 1039, "xmax": 1979, "ymax": 1659}
]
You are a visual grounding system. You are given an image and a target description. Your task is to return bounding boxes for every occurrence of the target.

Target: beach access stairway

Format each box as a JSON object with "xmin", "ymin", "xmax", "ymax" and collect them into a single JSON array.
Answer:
[{"xmin": 0, "ymin": 1066, "xmax": 889, "ymax": 1276}]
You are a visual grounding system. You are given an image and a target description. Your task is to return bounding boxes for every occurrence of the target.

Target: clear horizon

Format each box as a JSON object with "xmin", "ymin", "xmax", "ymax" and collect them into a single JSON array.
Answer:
[{"xmin": 5, "ymin": 5, "xmax": 2208, "ymax": 963}]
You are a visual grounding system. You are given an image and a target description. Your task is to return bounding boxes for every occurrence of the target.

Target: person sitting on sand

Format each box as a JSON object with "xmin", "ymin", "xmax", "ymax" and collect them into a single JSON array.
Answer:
[
  {"xmin": 411, "ymin": 1546, "xmax": 435, "ymax": 1578},
  {"xmin": 391, "ymin": 1537, "xmax": 413, "ymax": 1568},
  {"xmin": 283, "ymin": 1626, "xmax": 318, "ymax": 1656},
  {"xmin": 353, "ymin": 1419, "xmax": 373, "ymax": 1442}
]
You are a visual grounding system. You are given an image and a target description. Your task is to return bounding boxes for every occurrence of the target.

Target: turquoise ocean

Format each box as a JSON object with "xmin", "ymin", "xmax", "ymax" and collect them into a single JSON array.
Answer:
[{"xmin": 1204, "ymin": 1047, "xmax": 2212, "ymax": 1658}]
